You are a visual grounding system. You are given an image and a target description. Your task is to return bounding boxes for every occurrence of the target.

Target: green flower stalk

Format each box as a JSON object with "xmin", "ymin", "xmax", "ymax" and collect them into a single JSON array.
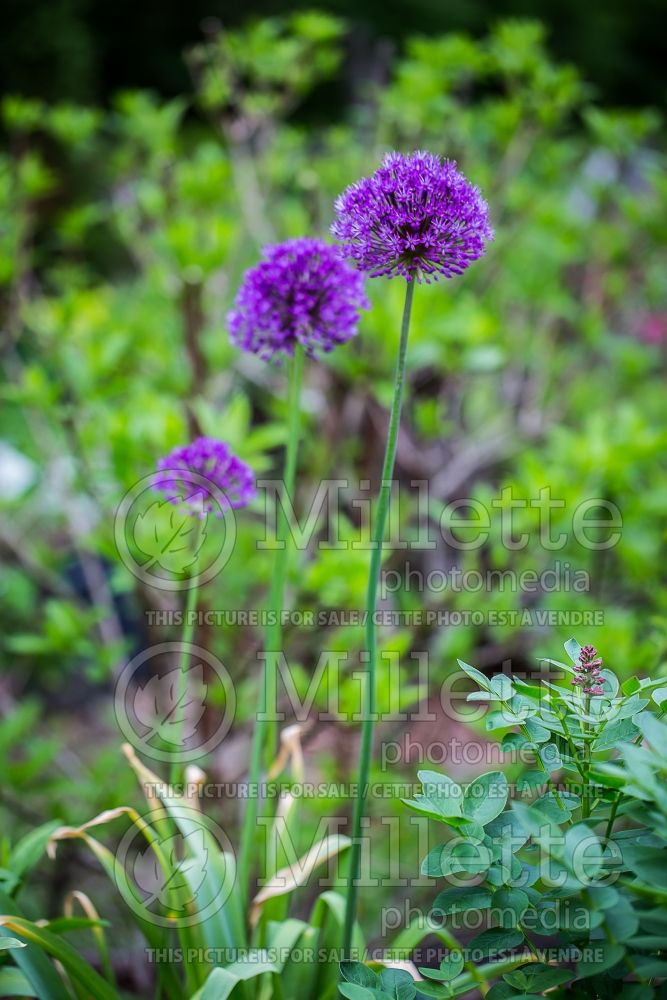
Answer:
[
  {"xmin": 228, "ymin": 238, "xmax": 369, "ymax": 904},
  {"xmin": 150, "ymin": 437, "xmax": 257, "ymax": 786},
  {"xmin": 342, "ymin": 279, "xmax": 414, "ymax": 955},
  {"xmin": 332, "ymin": 151, "xmax": 493, "ymax": 955},
  {"xmin": 238, "ymin": 344, "xmax": 304, "ymax": 902}
]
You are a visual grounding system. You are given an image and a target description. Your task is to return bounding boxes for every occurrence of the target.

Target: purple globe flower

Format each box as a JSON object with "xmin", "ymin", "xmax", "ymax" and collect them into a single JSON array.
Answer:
[
  {"xmin": 153, "ymin": 437, "xmax": 256, "ymax": 516},
  {"xmin": 228, "ymin": 237, "xmax": 369, "ymax": 362},
  {"xmin": 331, "ymin": 151, "xmax": 494, "ymax": 282}
]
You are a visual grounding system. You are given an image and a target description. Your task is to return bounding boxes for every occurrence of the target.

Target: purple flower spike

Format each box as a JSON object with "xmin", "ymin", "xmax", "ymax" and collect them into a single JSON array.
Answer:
[
  {"xmin": 572, "ymin": 644, "xmax": 605, "ymax": 697},
  {"xmin": 228, "ymin": 237, "xmax": 369, "ymax": 362},
  {"xmin": 331, "ymin": 150, "xmax": 494, "ymax": 282},
  {"xmin": 153, "ymin": 437, "xmax": 256, "ymax": 516}
]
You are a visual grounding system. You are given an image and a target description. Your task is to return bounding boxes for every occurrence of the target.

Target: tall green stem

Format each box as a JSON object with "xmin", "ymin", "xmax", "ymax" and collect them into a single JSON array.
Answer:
[
  {"xmin": 170, "ymin": 519, "xmax": 203, "ymax": 787},
  {"xmin": 342, "ymin": 280, "xmax": 415, "ymax": 957},
  {"xmin": 581, "ymin": 693, "xmax": 592, "ymax": 819},
  {"xmin": 264, "ymin": 344, "xmax": 305, "ymax": 760},
  {"xmin": 239, "ymin": 344, "xmax": 305, "ymax": 905}
]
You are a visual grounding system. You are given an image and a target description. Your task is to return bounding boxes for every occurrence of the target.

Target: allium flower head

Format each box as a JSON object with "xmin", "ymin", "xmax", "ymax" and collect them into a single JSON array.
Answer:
[
  {"xmin": 331, "ymin": 151, "xmax": 493, "ymax": 281},
  {"xmin": 153, "ymin": 437, "xmax": 255, "ymax": 516},
  {"xmin": 572, "ymin": 644, "xmax": 605, "ymax": 696},
  {"xmin": 228, "ymin": 238, "xmax": 369, "ymax": 362}
]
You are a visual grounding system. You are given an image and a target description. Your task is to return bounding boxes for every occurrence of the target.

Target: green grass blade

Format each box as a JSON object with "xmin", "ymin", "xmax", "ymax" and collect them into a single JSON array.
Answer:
[
  {"xmin": 0, "ymin": 916, "xmax": 119, "ymax": 1000},
  {"xmin": 0, "ymin": 889, "xmax": 70, "ymax": 1000}
]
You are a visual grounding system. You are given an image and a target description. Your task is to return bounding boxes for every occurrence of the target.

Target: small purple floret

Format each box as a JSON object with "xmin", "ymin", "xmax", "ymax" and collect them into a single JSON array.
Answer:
[
  {"xmin": 228, "ymin": 237, "xmax": 369, "ymax": 362},
  {"xmin": 331, "ymin": 150, "xmax": 493, "ymax": 282},
  {"xmin": 572, "ymin": 644, "xmax": 605, "ymax": 697},
  {"xmin": 153, "ymin": 437, "xmax": 256, "ymax": 515}
]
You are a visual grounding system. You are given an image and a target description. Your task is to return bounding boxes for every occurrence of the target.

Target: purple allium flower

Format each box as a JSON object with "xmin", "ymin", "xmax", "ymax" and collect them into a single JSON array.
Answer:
[
  {"xmin": 228, "ymin": 238, "xmax": 369, "ymax": 362},
  {"xmin": 331, "ymin": 151, "xmax": 494, "ymax": 282},
  {"xmin": 153, "ymin": 437, "xmax": 256, "ymax": 515},
  {"xmin": 572, "ymin": 644, "xmax": 605, "ymax": 696}
]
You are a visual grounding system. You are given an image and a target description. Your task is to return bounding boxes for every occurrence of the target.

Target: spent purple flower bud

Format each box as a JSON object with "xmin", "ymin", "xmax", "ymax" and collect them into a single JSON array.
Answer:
[
  {"xmin": 331, "ymin": 150, "xmax": 493, "ymax": 282},
  {"xmin": 572, "ymin": 644, "xmax": 606, "ymax": 697},
  {"xmin": 153, "ymin": 437, "xmax": 256, "ymax": 515},
  {"xmin": 228, "ymin": 237, "xmax": 369, "ymax": 362}
]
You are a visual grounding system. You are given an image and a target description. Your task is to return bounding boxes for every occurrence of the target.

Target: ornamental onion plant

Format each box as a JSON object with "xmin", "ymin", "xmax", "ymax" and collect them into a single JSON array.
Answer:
[
  {"xmin": 332, "ymin": 150, "xmax": 494, "ymax": 955},
  {"xmin": 229, "ymin": 237, "xmax": 368, "ymax": 902},
  {"xmin": 151, "ymin": 436, "xmax": 256, "ymax": 786}
]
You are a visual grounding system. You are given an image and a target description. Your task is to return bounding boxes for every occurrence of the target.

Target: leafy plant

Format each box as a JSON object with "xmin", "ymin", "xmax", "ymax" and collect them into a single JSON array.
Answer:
[
  {"xmin": 1, "ymin": 8, "xmax": 666, "ymax": 997},
  {"xmin": 340, "ymin": 639, "xmax": 667, "ymax": 998},
  {"xmin": 0, "ymin": 736, "xmax": 356, "ymax": 999}
]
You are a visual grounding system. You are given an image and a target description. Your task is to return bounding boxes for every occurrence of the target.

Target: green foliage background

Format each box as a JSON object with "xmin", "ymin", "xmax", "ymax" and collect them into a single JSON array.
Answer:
[{"xmin": 0, "ymin": 8, "xmax": 666, "ymax": 964}]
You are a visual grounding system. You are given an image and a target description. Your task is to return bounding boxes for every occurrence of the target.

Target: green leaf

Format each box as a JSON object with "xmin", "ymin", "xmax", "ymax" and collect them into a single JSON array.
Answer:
[
  {"xmin": 587, "ymin": 886, "xmax": 619, "ymax": 910},
  {"xmin": 39, "ymin": 917, "xmax": 109, "ymax": 934},
  {"xmin": 414, "ymin": 985, "xmax": 458, "ymax": 999},
  {"xmin": 504, "ymin": 963, "xmax": 572, "ymax": 991},
  {"xmin": 485, "ymin": 862, "xmax": 513, "ymax": 887},
  {"xmin": 493, "ymin": 888, "xmax": 529, "ymax": 928},
  {"xmin": 0, "ymin": 968, "xmax": 37, "ymax": 997},
  {"xmin": 501, "ymin": 732, "xmax": 528, "ymax": 753},
  {"xmin": 379, "ymin": 967, "xmax": 417, "ymax": 999},
  {"xmin": 603, "ymin": 895, "xmax": 639, "ymax": 942},
  {"xmin": 593, "ymin": 718, "xmax": 638, "ymax": 751},
  {"xmin": 469, "ymin": 927, "xmax": 524, "ymax": 956},
  {"xmin": 160, "ymin": 797, "xmax": 245, "ymax": 952},
  {"xmin": 0, "ymin": 916, "xmax": 116, "ymax": 999},
  {"xmin": 607, "ymin": 696, "xmax": 649, "ymax": 721},
  {"xmin": 516, "ymin": 770, "xmax": 547, "ymax": 792},
  {"xmin": 563, "ymin": 638, "xmax": 583, "ymax": 665},
  {"xmin": 340, "ymin": 962, "xmax": 379, "ymax": 988},
  {"xmin": 630, "ymin": 957, "xmax": 667, "ymax": 978},
  {"xmin": 438, "ymin": 953, "xmax": 464, "ymax": 981},
  {"xmin": 635, "ymin": 712, "xmax": 667, "ymax": 753},
  {"xmin": 265, "ymin": 918, "xmax": 309, "ymax": 970},
  {"xmin": 0, "ymin": 936, "xmax": 27, "ymax": 950},
  {"xmin": 563, "ymin": 823, "xmax": 603, "ymax": 880},
  {"xmin": 527, "ymin": 792, "xmax": 568, "ymax": 825},
  {"xmin": 192, "ymin": 954, "xmax": 280, "ymax": 999},
  {"xmin": 414, "ymin": 771, "xmax": 463, "ymax": 819},
  {"xmin": 621, "ymin": 846, "xmax": 667, "ymax": 887},
  {"xmin": 338, "ymin": 986, "xmax": 384, "ymax": 1000},
  {"xmin": 457, "ymin": 659, "xmax": 491, "ymax": 690},
  {"xmin": 538, "ymin": 743, "xmax": 561, "ymax": 772},
  {"xmin": 8, "ymin": 821, "xmax": 61, "ymax": 879},
  {"xmin": 418, "ymin": 951, "xmax": 464, "ymax": 982},
  {"xmin": 421, "ymin": 840, "xmax": 492, "ymax": 878},
  {"xmin": 463, "ymin": 772, "xmax": 508, "ymax": 825},
  {"xmin": 489, "ymin": 675, "xmax": 514, "ymax": 701},
  {"xmin": 192, "ymin": 967, "xmax": 242, "ymax": 1000},
  {"xmin": 485, "ymin": 811, "xmax": 529, "ymax": 852},
  {"xmin": 0, "ymin": 890, "xmax": 70, "ymax": 1000},
  {"xmin": 523, "ymin": 718, "xmax": 550, "ymax": 743},
  {"xmin": 651, "ymin": 687, "xmax": 667, "ymax": 706},
  {"xmin": 599, "ymin": 669, "xmax": 620, "ymax": 697},
  {"xmin": 486, "ymin": 985, "xmax": 518, "ymax": 1000},
  {"xmin": 576, "ymin": 940, "xmax": 624, "ymax": 978},
  {"xmin": 431, "ymin": 885, "xmax": 493, "ymax": 918}
]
